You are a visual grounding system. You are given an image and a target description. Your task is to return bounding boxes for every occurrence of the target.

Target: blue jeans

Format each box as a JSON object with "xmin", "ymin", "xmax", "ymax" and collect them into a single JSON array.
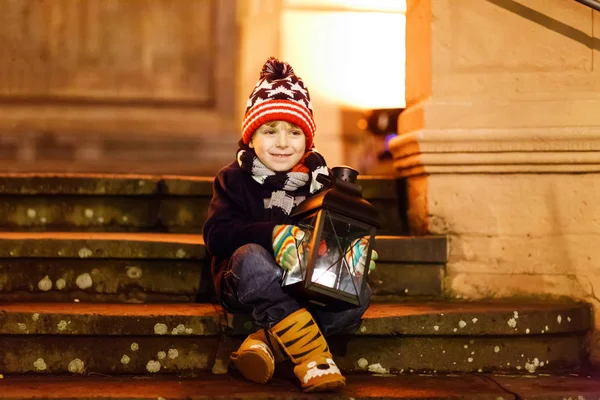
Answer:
[{"xmin": 221, "ymin": 244, "xmax": 371, "ymax": 337}]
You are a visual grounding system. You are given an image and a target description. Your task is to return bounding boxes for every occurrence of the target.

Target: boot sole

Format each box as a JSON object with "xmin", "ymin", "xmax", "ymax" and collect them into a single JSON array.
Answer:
[
  {"xmin": 303, "ymin": 376, "xmax": 346, "ymax": 392},
  {"xmin": 231, "ymin": 351, "xmax": 274, "ymax": 384}
]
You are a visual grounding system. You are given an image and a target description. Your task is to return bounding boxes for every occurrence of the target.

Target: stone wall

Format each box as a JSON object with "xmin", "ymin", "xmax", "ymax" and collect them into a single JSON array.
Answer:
[{"xmin": 392, "ymin": 0, "xmax": 600, "ymax": 363}]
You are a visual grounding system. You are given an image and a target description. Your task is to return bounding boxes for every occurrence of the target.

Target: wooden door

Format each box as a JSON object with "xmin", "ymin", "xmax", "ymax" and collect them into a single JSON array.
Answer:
[{"xmin": 0, "ymin": 0, "xmax": 239, "ymax": 174}]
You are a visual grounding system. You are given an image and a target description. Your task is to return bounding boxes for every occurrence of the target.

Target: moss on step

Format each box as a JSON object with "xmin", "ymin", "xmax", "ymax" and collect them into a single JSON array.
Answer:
[
  {"xmin": 0, "ymin": 259, "xmax": 205, "ymax": 302},
  {"xmin": 0, "ymin": 233, "xmax": 205, "ymax": 259}
]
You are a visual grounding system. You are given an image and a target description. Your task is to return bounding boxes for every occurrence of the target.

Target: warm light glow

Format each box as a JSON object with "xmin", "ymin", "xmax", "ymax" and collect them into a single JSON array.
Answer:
[
  {"xmin": 282, "ymin": 10, "xmax": 406, "ymax": 110},
  {"xmin": 285, "ymin": 0, "xmax": 406, "ymax": 13}
]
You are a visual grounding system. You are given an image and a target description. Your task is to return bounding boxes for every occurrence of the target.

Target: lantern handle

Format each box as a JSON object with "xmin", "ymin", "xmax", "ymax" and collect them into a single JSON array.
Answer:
[{"xmin": 316, "ymin": 173, "xmax": 332, "ymax": 188}]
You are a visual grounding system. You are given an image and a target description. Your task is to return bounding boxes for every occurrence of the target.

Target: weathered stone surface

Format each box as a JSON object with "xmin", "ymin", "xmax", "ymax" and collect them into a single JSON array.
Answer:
[
  {"xmin": 0, "ymin": 233, "xmax": 206, "ymax": 259},
  {"xmin": 491, "ymin": 373, "xmax": 600, "ymax": 399},
  {"xmin": 368, "ymin": 263, "xmax": 444, "ymax": 297},
  {"xmin": 375, "ymin": 236, "xmax": 447, "ymax": 263},
  {"xmin": 0, "ymin": 302, "xmax": 591, "ymax": 375},
  {"xmin": 0, "ymin": 196, "xmax": 160, "ymax": 231},
  {"xmin": 0, "ymin": 232, "xmax": 441, "ymax": 264},
  {"xmin": 159, "ymin": 176, "xmax": 215, "ymax": 196},
  {"xmin": 0, "ymin": 373, "xmax": 519, "ymax": 400},
  {"xmin": 331, "ymin": 334, "xmax": 585, "ymax": 374},
  {"xmin": 0, "ymin": 336, "xmax": 219, "ymax": 374},
  {"xmin": 158, "ymin": 197, "xmax": 210, "ymax": 232},
  {"xmin": 0, "ymin": 259, "xmax": 208, "ymax": 303},
  {"xmin": 0, "ymin": 174, "xmax": 406, "ymax": 234},
  {"xmin": 0, "ymin": 303, "xmax": 220, "ymax": 336},
  {"xmin": 0, "ymin": 174, "xmax": 398, "ymax": 197},
  {"xmin": 0, "ymin": 174, "xmax": 159, "ymax": 195},
  {"xmin": 227, "ymin": 303, "xmax": 591, "ymax": 337},
  {"xmin": 357, "ymin": 302, "xmax": 590, "ymax": 336}
]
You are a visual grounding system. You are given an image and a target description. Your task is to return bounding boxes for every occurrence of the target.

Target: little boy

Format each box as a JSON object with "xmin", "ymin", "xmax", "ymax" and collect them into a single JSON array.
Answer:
[{"xmin": 203, "ymin": 57, "xmax": 374, "ymax": 392}]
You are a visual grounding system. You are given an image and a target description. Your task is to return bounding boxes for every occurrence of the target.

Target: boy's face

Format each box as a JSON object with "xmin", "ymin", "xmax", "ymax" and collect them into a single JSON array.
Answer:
[{"xmin": 250, "ymin": 121, "xmax": 306, "ymax": 172}]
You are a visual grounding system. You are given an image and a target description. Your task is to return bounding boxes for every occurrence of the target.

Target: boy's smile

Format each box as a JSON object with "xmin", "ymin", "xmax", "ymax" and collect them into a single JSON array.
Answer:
[{"xmin": 250, "ymin": 121, "xmax": 306, "ymax": 172}]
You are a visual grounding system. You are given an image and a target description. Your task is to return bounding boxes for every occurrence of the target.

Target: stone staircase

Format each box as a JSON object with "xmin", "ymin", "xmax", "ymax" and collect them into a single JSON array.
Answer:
[{"xmin": 0, "ymin": 174, "xmax": 597, "ymax": 399}]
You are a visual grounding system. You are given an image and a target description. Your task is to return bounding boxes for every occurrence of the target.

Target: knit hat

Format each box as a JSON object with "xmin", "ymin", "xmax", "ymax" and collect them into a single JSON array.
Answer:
[{"xmin": 242, "ymin": 57, "xmax": 316, "ymax": 149}]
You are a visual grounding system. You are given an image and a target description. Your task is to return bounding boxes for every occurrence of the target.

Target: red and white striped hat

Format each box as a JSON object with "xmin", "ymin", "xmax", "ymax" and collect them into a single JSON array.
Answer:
[{"xmin": 241, "ymin": 57, "xmax": 316, "ymax": 149}]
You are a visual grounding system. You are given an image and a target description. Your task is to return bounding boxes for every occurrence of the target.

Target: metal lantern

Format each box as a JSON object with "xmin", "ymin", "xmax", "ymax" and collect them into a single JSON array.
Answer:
[{"xmin": 281, "ymin": 166, "xmax": 381, "ymax": 310}]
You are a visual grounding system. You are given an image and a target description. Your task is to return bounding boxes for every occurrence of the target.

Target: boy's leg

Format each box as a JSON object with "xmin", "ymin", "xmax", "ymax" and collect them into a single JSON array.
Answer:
[
  {"xmin": 221, "ymin": 243, "xmax": 301, "ymax": 328},
  {"xmin": 309, "ymin": 284, "xmax": 372, "ymax": 337},
  {"xmin": 222, "ymin": 244, "xmax": 300, "ymax": 384}
]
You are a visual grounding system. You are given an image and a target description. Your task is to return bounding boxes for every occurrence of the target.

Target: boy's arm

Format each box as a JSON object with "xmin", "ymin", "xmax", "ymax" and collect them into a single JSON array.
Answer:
[{"xmin": 203, "ymin": 172, "xmax": 276, "ymax": 258}]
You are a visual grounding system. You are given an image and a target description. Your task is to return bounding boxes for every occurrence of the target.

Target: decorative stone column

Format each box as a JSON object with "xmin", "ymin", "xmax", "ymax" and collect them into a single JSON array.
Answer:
[{"xmin": 391, "ymin": 0, "xmax": 600, "ymax": 363}]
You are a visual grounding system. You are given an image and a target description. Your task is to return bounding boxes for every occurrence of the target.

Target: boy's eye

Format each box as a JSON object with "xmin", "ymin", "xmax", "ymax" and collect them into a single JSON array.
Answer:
[
  {"xmin": 263, "ymin": 130, "xmax": 275, "ymax": 135},
  {"xmin": 291, "ymin": 131, "xmax": 302, "ymax": 136}
]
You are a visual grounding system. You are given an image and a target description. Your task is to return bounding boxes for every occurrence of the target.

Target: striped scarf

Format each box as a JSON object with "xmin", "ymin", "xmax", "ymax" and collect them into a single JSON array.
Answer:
[{"xmin": 237, "ymin": 148, "xmax": 329, "ymax": 218}]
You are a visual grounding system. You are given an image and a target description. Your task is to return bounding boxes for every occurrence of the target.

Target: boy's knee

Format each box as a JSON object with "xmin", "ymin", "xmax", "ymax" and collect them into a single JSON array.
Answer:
[{"xmin": 231, "ymin": 244, "xmax": 281, "ymax": 279}]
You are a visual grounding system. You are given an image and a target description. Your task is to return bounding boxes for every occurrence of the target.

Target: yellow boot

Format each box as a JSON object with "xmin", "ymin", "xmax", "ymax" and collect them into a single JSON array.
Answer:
[
  {"xmin": 230, "ymin": 329, "xmax": 276, "ymax": 384},
  {"xmin": 269, "ymin": 308, "xmax": 345, "ymax": 392}
]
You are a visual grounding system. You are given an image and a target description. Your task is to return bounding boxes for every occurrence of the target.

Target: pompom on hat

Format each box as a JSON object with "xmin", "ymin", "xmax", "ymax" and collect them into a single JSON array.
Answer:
[{"xmin": 241, "ymin": 57, "xmax": 316, "ymax": 149}]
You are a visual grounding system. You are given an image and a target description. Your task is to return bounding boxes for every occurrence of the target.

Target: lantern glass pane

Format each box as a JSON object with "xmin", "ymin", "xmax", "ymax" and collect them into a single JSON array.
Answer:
[
  {"xmin": 312, "ymin": 211, "xmax": 371, "ymax": 297},
  {"xmin": 280, "ymin": 213, "xmax": 318, "ymax": 287}
]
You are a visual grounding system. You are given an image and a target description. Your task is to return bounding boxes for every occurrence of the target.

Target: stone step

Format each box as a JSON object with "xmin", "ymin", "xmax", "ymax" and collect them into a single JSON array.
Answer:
[
  {"xmin": 0, "ymin": 232, "xmax": 447, "ymax": 302},
  {"xmin": 1, "ymin": 373, "xmax": 599, "ymax": 400},
  {"xmin": 0, "ymin": 301, "xmax": 589, "ymax": 376},
  {"xmin": 0, "ymin": 173, "xmax": 406, "ymax": 235}
]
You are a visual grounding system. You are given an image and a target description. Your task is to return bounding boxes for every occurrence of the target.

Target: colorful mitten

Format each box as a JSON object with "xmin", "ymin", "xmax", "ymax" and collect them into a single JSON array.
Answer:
[
  {"xmin": 345, "ymin": 237, "xmax": 378, "ymax": 276},
  {"xmin": 270, "ymin": 308, "xmax": 345, "ymax": 392},
  {"xmin": 272, "ymin": 225, "xmax": 305, "ymax": 271}
]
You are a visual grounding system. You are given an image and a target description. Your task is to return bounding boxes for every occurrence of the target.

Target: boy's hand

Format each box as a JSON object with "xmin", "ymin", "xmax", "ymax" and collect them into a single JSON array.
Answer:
[
  {"xmin": 345, "ymin": 237, "xmax": 378, "ymax": 276},
  {"xmin": 272, "ymin": 225, "xmax": 305, "ymax": 271}
]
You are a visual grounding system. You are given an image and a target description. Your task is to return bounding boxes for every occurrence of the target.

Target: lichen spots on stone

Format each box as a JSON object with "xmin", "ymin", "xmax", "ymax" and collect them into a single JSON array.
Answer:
[
  {"xmin": 121, "ymin": 355, "xmax": 130, "ymax": 365},
  {"xmin": 525, "ymin": 328, "xmax": 530, "ymax": 334},
  {"xmin": 157, "ymin": 351, "xmax": 166, "ymax": 360},
  {"xmin": 27, "ymin": 209, "xmax": 36, "ymax": 219},
  {"xmin": 76, "ymin": 273, "xmax": 93, "ymax": 289},
  {"xmin": 122, "ymin": 215, "xmax": 129, "ymax": 222},
  {"xmin": 176, "ymin": 324, "xmax": 186, "ymax": 333},
  {"xmin": 176, "ymin": 249, "xmax": 187, "ymax": 259},
  {"xmin": 185, "ymin": 328, "xmax": 193, "ymax": 334},
  {"xmin": 360, "ymin": 326, "xmax": 367, "ymax": 333},
  {"xmin": 126, "ymin": 266, "xmax": 143, "ymax": 279},
  {"xmin": 84, "ymin": 209, "xmax": 94, "ymax": 219},
  {"xmin": 38, "ymin": 276, "xmax": 53, "ymax": 291},
  {"xmin": 368, "ymin": 363, "xmax": 388, "ymax": 374},
  {"xmin": 357, "ymin": 358, "xmax": 368, "ymax": 369},
  {"xmin": 131, "ymin": 342, "xmax": 139, "ymax": 351},
  {"xmin": 154, "ymin": 323, "xmax": 168, "ymax": 335},
  {"xmin": 17, "ymin": 323, "xmax": 27, "ymax": 331},
  {"xmin": 168, "ymin": 349, "xmax": 179, "ymax": 359},
  {"xmin": 147, "ymin": 360, "xmax": 161, "ymax": 373},
  {"xmin": 494, "ymin": 346, "xmax": 500, "ymax": 353},
  {"xmin": 467, "ymin": 357, "xmax": 473, "ymax": 363},
  {"xmin": 57, "ymin": 320, "xmax": 69, "ymax": 331},
  {"xmin": 33, "ymin": 358, "xmax": 47, "ymax": 371},
  {"xmin": 458, "ymin": 320, "xmax": 467, "ymax": 328},
  {"xmin": 513, "ymin": 311, "xmax": 519, "ymax": 319},
  {"xmin": 507, "ymin": 318, "xmax": 517, "ymax": 328},
  {"xmin": 68, "ymin": 358, "xmax": 85, "ymax": 374},
  {"xmin": 56, "ymin": 279, "xmax": 66, "ymax": 290},
  {"xmin": 78, "ymin": 248, "xmax": 93, "ymax": 258},
  {"xmin": 433, "ymin": 325, "xmax": 439, "ymax": 331},
  {"xmin": 97, "ymin": 217, "xmax": 105, "ymax": 223},
  {"xmin": 557, "ymin": 315, "xmax": 562, "ymax": 324},
  {"xmin": 472, "ymin": 318, "xmax": 478, "ymax": 323},
  {"xmin": 568, "ymin": 317, "xmax": 572, "ymax": 322},
  {"xmin": 32, "ymin": 313, "xmax": 40, "ymax": 321}
]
